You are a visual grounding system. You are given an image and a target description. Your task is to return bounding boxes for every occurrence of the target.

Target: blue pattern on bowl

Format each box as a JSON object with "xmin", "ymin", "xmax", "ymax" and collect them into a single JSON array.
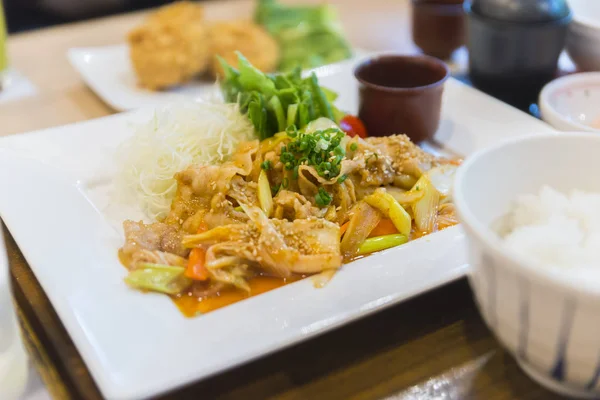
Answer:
[
  {"xmin": 550, "ymin": 298, "xmax": 576, "ymax": 381},
  {"xmin": 517, "ymin": 279, "xmax": 530, "ymax": 362}
]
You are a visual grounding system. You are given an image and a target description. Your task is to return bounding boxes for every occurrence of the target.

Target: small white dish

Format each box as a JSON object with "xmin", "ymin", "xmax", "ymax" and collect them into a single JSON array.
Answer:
[
  {"xmin": 566, "ymin": 0, "xmax": 600, "ymax": 71},
  {"xmin": 454, "ymin": 133, "xmax": 600, "ymax": 399},
  {"xmin": 0, "ymin": 58, "xmax": 553, "ymax": 399},
  {"xmin": 67, "ymin": 45, "xmax": 366, "ymax": 111},
  {"xmin": 539, "ymin": 72, "xmax": 600, "ymax": 131}
]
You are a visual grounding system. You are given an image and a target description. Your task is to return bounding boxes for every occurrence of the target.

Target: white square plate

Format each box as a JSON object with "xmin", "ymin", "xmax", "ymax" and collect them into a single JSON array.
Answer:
[
  {"xmin": 67, "ymin": 45, "xmax": 365, "ymax": 112},
  {"xmin": 0, "ymin": 58, "xmax": 553, "ymax": 399}
]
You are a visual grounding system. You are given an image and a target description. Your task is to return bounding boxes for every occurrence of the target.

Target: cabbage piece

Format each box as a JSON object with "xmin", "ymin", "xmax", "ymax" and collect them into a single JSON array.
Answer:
[
  {"xmin": 426, "ymin": 165, "xmax": 457, "ymax": 199},
  {"xmin": 207, "ymin": 263, "xmax": 251, "ymax": 293},
  {"xmin": 125, "ymin": 263, "xmax": 192, "ymax": 295},
  {"xmin": 255, "ymin": 0, "xmax": 352, "ymax": 71},
  {"xmin": 412, "ymin": 175, "xmax": 440, "ymax": 233}
]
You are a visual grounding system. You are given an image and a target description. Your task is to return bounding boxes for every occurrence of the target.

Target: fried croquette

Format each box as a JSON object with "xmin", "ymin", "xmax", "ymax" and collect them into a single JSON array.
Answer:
[
  {"xmin": 146, "ymin": 0, "xmax": 204, "ymax": 25},
  {"xmin": 127, "ymin": 2, "xmax": 280, "ymax": 89},
  {"xmin": 128, "ymin": 2, "xmax": 210, "ymax": 90},
  {"xmin": 207, "ymin": 21, "xmax": 280, "ymax": 78}
]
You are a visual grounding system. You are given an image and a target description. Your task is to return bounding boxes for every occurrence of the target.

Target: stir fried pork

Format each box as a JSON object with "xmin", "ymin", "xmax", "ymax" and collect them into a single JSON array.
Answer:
[
  {"xmin": 120, "ymin": 128, "xmax": 457, "ymax": 295},
  {"xmin": 184, "ymin": 205, "xmax": 340, "ymax": 277},
  {"xmin": 122, "ymin": 220, "xmax": 187, "ymax": 259},
  {"xmin": 272, "ymin": 190, "xmax": 322, "ymax": 220}
]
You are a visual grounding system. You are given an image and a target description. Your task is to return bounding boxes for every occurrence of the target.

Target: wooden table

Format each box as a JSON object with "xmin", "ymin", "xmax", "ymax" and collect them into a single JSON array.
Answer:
[{"xmin": 3, "ymin": 1, "xmax": 565, "ymax": 399}]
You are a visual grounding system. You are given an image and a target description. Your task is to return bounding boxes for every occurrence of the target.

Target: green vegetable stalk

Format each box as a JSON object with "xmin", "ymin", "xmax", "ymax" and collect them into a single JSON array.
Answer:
[
  {"xmin": 220, "ymin": 53, "xmax": 344, "ymax": 140},
  {"xmin": 357, "ymin": 234, "xmax": 409, "ymax": 255}
]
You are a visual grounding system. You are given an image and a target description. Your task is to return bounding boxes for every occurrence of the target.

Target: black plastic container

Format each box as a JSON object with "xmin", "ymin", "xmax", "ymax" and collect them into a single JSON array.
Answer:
[{"xmin": 466, "ymin": 0, "xmax": 571, "ymax": 108}]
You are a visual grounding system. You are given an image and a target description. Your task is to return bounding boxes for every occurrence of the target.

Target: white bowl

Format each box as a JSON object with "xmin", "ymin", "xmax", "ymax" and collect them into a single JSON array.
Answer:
[
  {"xmin": 566, "ymin": 0, "xmax": 600, "ymax": 71},
  {"xmin": 454, "ymin": 133, "xmax": 600, "ymax": 399},
  {"xmin": 539, "ymin": 72, "xmax": 600, "ymax": 132}
]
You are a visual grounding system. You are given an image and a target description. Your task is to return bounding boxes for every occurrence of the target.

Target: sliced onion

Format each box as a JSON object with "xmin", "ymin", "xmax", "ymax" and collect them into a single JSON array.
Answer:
[
  {"xmin": 425, "ymin": 164, "xmax": 457, "ymax": 198},
  {"xmin": 412, "ymin": 175, "xmax": 440, "ymax": 233},
  {"xmin": 312, "ymin": 269, "xmax": 338, "ymax": 288},
  {"xmin": 340, "ymin": 202, "xmax": 382, "ymax": 261},
  {"xmin": 258, "ymin": 169, "xmax": 273, "ymax": 217}
]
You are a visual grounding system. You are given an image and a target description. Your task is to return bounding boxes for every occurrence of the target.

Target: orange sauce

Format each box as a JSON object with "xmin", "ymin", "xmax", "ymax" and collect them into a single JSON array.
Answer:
[
  {"xmin": 172, "ymin": 275, "xmax": 303, "ymax": 317},
  {"xmin": 411, "ymin": 220, "xmax": 458, "ymax": 239},
  {"xmin": 125, "ymin": 219, "xmax": 459, "ymax": 317},
  {"xmin": 411, "ymin": 229, "xmax": 428, "ymax": 239}
]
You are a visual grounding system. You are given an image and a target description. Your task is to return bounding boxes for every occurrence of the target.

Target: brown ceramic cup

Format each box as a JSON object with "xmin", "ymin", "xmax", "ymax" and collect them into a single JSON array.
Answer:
[
  {"xmin": 354, "ymin": 54, "xmax": 450, "ymax": 142},
  {"xmin": 412, "ymin": 0, "xmax": 466, "ymax": 60}
]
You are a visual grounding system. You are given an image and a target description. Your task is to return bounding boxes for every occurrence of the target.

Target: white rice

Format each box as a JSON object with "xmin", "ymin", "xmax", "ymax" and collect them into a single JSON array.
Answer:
[{"xmin": 500, "ymin": 186, "xmax": 600, "ymax": 270}]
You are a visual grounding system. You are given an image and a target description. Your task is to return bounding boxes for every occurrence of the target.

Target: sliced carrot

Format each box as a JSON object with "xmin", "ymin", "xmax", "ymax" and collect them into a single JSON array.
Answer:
[
  {"xmin": 369, "ymin": 219, "xmax": 398, "ymax": 238},
  {"xmin": 339, "ymin": 221, "xmax": 350, "ymax": 238},
  {"xmin": 185, "ymin": 248, "xmax": 208, "ymax": 281},
  {"xmin": 184, "ymin": 222, "xmax": 209, "ymax": 281}
]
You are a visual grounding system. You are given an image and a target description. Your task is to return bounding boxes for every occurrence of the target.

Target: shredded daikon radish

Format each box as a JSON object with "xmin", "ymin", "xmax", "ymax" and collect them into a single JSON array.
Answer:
[{"xmin": 115, "ymin": 100, "xmax": 256, "ymax": 221}]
